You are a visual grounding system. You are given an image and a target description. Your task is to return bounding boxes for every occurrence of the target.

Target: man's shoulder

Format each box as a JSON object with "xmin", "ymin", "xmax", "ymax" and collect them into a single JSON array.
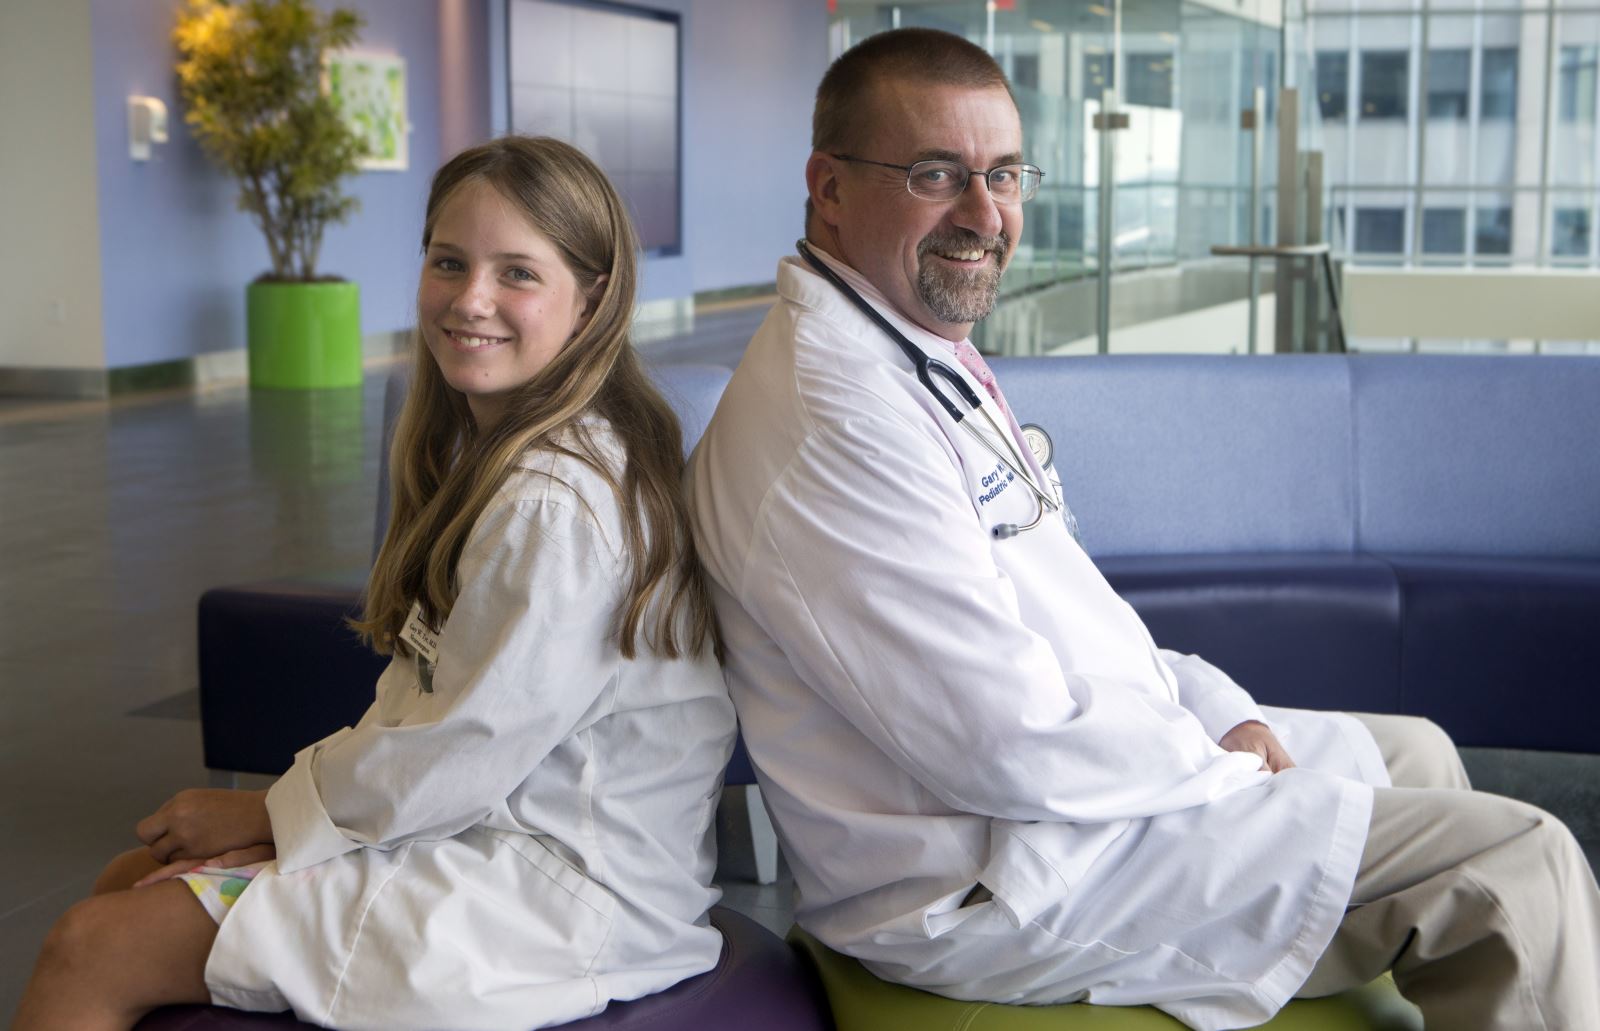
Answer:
[
  {"xmin": 734, "ymin": 291, "xmax": 930, "ymax": 432},
  {"xmin": 693, "ymin": 254, "xmax": 957, "ymax": 490}
]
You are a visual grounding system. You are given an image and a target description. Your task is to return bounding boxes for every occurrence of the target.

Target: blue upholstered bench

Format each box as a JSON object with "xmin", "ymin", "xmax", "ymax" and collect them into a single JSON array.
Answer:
[{"xmin": 996, "ymin": 354, "xmax": 1600, "ymax": 755}]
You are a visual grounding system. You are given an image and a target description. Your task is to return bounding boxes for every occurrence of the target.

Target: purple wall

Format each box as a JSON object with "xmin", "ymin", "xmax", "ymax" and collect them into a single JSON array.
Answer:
[
  {"xmin": 439, "ymin": 0, "xmax": 494, "ymax": 160},
  {"xmin": 87, "ymin": 0, "xmax": 823, "ymax": 370},
  {"xmin": 682, "ymin": 0, "xmax": 825, "ymax": 293},
  {"xmin": 89, "ymin": 0, "xmax": 445, "ymax": 369}
]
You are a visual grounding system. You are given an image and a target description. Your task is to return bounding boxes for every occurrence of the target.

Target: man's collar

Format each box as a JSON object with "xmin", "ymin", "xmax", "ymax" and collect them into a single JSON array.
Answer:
[{"xmin": 795, "ymin": 243, "xmax": 965, "ymax": 357}]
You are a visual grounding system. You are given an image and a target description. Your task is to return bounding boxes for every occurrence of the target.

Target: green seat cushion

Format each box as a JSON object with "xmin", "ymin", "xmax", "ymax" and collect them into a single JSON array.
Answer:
[{"xmin": 788, "ymin": 927, "xmax": 1421, "ymax": 1031}]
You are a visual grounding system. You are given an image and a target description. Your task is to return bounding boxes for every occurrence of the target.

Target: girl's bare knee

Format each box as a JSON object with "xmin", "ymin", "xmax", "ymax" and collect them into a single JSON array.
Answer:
[
  {"xmin": 28, "ymin": 882, "xmax": 215, "ymax": 1023},
  {"xmin": 37, "ymin": 896, "xmax": 112, "ymax": 977}
]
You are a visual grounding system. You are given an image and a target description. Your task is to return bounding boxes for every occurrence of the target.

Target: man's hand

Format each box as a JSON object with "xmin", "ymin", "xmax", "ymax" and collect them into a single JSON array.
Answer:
[
  {"xmin": 1219, "ymin": 720, "xmax": 1296, "ymax": 773},
  {"xmin": 136, "ymin": 788, "xmax": 273, "ymax": 864}
]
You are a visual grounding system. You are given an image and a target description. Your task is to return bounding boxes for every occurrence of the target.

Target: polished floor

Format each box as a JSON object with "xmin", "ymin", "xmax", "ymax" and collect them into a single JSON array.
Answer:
[{"xmin": 2, "ymin": 303, "xmax": 1596, "ymax": 1021}]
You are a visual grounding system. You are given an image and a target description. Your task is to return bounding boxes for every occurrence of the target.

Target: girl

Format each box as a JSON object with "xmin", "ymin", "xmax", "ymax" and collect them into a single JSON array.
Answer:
[{"xmin": 14, "ymin": 136, "xmax": 736, "ymax": 1031}]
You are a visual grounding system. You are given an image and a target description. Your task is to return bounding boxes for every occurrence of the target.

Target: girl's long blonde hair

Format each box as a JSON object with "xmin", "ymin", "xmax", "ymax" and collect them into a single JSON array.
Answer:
[{"xmin": 355, "ymin": 135, "xmax": 719, "ymax": 662}]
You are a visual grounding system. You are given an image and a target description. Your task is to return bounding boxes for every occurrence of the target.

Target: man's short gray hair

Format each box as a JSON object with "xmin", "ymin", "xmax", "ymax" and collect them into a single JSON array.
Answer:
[{"xmin": 812, "ymin": 28, "xmax": 1014, "ymax": 156}]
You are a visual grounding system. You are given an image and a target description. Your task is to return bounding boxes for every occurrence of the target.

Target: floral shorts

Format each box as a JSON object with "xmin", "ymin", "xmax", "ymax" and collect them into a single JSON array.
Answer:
[{"xmin": 176, "ymin": 860, "xmax": 273, "ymax": 925}]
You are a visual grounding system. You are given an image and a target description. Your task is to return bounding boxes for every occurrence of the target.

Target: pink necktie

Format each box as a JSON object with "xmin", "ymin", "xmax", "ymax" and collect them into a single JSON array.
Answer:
[{"xmin": 952, "ymin": 340, "xmax": 1010, "ymax": 419}]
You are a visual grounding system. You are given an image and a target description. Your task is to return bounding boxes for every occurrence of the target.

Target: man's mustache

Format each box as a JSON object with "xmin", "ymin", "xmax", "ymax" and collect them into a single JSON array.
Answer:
[{"xmin": 917, "ymin": 230, "xmax": 1012, "ymax": 266}]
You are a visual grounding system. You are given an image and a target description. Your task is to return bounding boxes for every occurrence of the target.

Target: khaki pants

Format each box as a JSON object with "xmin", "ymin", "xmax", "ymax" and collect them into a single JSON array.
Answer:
[{"xmin": 1296, "ymin": 714, "xmax": 1600, "ymax": 1030}]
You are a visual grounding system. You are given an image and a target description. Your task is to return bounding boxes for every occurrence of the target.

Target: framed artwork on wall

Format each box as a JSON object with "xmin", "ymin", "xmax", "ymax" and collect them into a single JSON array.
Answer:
[{"xmin": 326, "ymin": 50, "xmax": 409, "ymax": 171}]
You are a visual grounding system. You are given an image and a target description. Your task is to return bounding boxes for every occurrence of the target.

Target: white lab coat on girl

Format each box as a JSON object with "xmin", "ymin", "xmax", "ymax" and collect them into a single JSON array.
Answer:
[
  {"xmin": 202, "ymin": 418, "xmax": 737, "ymax": 1031},
  {"xmin": 686, "ymin": 252, "xmax": 1390, "ymax": 1031}
]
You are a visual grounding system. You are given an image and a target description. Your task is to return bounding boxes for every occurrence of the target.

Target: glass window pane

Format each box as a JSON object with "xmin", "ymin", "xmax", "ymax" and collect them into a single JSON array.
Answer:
[
  {"xmin": 1552, "ymin": 18, "xmax": 1598, "ymax": 189},
  {"xmin": 1360, "ymin": 50, "xmax": 1409, "ymax": 119},
  {"xmin": 1559, "ymin": 45, "xmax": 1597, "ymax": 123},
  {"xmin": 1126, "ymin": 52, "xmax": 1174, "ymax": 108},
  {"xmin": 1475, "ymin": 205, "xmax": 1513, "ymax": 254},
  {"xmin": 1317, "ymin": 50, "xmax": 1349, "ymax": 120},
  {"xmin": 1083, "ymin": 51, "xmax": 1113, "ymax": 100},
  {"xmin": 1422, "ymin": 208, "xmax": 1466, "ymax": 253},
  {"xmin": 1474, "ymin": 13, "xmax": 1542, "ymax": 218},
  {"xmin": 1426, "ymin": 48, "xmax": 1470, "ymax": 118},
  {"xmin": 1356, "ymin": 207, "xmax": 1405, "ymax": 252},
  {"xmin": 1479, "ymin": 47, "xmax": 1518, "ymax": 120},
  {"xmin": 1553, "ymin": 207, "xmax": 1592, "ymax": 256},
  {"xmin": 1012, "ymin": 53, "xmax": 1040, "ymax": 93}
]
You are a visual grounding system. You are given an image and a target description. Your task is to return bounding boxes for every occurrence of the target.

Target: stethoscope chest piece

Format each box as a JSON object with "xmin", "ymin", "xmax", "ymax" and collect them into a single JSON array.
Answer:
[{"xmin": 1019, "ymin": 423, "xmax": 1053, "ymax": 470}]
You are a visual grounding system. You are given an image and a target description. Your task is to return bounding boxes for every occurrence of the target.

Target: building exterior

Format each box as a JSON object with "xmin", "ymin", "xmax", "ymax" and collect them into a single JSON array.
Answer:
[{"xmin": 1312, "ymin": 1, "xmax": 1600, "ymax": 270}]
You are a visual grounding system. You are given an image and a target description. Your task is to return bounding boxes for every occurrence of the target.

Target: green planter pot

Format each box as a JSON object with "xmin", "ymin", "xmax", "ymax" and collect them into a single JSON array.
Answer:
[{"xmin": 247, "ymin": 280, "xmax": 363, "ymax": 389}]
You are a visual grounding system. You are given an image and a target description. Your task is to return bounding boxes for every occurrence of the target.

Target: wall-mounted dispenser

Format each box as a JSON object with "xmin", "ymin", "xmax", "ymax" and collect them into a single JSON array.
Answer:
[{"xmin": 128, "ymin": 95, "xmax": 169, "ymax": 161}]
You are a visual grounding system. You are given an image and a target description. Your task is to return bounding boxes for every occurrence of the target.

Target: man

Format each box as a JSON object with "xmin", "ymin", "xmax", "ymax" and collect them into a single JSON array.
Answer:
[{"xmin": 687, "ymin": 27, "xmax": 1600, "ymax": 1031}]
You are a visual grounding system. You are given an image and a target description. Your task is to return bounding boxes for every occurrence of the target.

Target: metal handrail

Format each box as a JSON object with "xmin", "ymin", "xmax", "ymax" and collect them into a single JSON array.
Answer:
[{"xmin": 1210, "ymin": 243, "xmax": 1349, "ymax": 353}]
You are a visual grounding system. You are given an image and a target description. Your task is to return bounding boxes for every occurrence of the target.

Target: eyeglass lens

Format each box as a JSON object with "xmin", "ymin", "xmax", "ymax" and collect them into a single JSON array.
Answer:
[{"xmin": 908, "ymin": 161, "xmax": 1042, "ymax": 202}]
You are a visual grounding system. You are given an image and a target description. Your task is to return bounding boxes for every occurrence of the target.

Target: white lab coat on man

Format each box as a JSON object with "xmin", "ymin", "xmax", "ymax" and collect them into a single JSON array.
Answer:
[
  {"xmin": 687, "ymin": 252, "xmax": 1391, "ymax": 1031},
  {"xmin": 201, "ymin": 420, "xmax": 737, "ymax": 1031}
]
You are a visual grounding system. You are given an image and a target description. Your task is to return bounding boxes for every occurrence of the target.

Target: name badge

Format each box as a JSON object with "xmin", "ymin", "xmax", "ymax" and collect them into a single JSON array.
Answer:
[{"xmin": 399, "ymin": 600, "xmax": 441, "ymax": 665}]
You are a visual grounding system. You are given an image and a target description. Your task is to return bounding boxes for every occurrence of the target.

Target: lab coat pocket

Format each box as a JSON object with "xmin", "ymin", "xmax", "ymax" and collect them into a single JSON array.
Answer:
[
  {"xmin": 323, "ymin": 833, "xmax": 618, "ymax": 1030},
  {"xmin": 983, "ymin": 818, "xmax": 1131, "ymax": 929},
  {"xmin": 476, "ymin": 826, "xmax": 614, "ymax": 986},
  {"xmin": 923, "ymin": 884, "xmax": 1004, "ymax": 938},
  {"xmin": 490, "ymin": 828, "xmax": 618, "ymax": 932}
]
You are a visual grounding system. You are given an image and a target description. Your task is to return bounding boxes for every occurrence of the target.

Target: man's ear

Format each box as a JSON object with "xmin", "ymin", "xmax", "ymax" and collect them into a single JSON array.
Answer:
[{"xmin": 806, "ymin": 152, "xmax": 845, "ymax": 228}]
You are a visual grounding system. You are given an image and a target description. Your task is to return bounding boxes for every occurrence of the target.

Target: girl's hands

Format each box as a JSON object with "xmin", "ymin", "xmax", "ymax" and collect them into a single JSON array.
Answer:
[
  {"xmin": 134, "ymin": 843, "xmax": 278, "ymax": 888},
  {"xmin": 135, "ymin": 788, "xmax": 273, "ymax": 865}
]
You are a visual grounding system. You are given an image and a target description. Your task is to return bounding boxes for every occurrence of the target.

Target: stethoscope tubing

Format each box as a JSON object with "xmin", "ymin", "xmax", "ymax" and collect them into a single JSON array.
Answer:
[
  {"xmin": 794, "ymin": 240, "xmax": 1061, "ymax": 529},
  {"xmin": 796, "ymin": 240, "xmax": 981, "ymax": 424}
]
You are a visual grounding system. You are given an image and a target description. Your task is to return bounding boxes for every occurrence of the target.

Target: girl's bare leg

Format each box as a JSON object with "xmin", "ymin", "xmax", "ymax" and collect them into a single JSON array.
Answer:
[
  {"xmin": 92, "ymin": 847, "xmax": 164, "ymax": 895},
  {"xmin": 11, "ymin": 880, "xmax": 216, "ymax": 1031}
]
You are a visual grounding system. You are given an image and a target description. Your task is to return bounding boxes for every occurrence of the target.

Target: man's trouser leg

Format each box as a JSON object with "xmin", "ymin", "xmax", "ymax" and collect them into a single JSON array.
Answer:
[
  {"xmin": 1349, "ymin": 712, "xmax": 1471, "ymax": 791},
  {"xmin": 1296, "ymin": 780, "xmax": 1600, "ymax": 1028}
]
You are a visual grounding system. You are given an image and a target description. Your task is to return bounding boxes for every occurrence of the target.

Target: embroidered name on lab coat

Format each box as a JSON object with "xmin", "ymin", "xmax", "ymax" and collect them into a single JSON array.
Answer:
[{"xmin": 977, "ymin": 461, "xmax": 1015, "ymax": 505}]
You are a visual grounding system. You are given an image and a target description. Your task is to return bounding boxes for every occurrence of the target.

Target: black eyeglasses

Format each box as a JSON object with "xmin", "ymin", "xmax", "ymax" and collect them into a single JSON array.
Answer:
[{"xmin": 831, "ymin": 154, "xmax": 1045, "ymax": 203}]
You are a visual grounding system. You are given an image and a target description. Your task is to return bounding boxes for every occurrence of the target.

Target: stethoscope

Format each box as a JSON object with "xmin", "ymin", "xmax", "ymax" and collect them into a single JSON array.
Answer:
[{"xmin": 796, "ymin": 240, "xmax": 1064, "ymax": 540}]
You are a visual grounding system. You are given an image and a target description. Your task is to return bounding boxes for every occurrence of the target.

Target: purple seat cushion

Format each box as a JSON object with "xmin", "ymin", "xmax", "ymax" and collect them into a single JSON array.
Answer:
[{"xmin": 135, "ymin": 906, "xmax": 830, "ymax": 1031}]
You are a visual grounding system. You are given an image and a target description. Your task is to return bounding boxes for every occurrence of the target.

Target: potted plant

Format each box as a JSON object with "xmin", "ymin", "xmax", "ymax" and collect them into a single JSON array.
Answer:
[{"xmin": 174, "ymin": 0, "xmax": 369, "ymax": 389}]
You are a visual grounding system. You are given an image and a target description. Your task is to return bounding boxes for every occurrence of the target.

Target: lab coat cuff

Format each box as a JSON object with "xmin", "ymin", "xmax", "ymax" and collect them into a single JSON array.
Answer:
[
  {"xmin": 1190, "ymin": 691, "xmax": 1267, "ymax": 745},
  {"xmin": 267, "ymin": 731, "xmax": 360, "ymax": 874}
]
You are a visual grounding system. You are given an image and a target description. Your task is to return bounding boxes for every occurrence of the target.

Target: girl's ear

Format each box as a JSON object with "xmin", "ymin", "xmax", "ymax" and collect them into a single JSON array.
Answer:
[
  {"xmin": 584, "ymin": 274, "xmax": 609, "ymax": 317},
  {"xmin": 573, "ymin": 273, "xmax": 609, "ymax": 336}
]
